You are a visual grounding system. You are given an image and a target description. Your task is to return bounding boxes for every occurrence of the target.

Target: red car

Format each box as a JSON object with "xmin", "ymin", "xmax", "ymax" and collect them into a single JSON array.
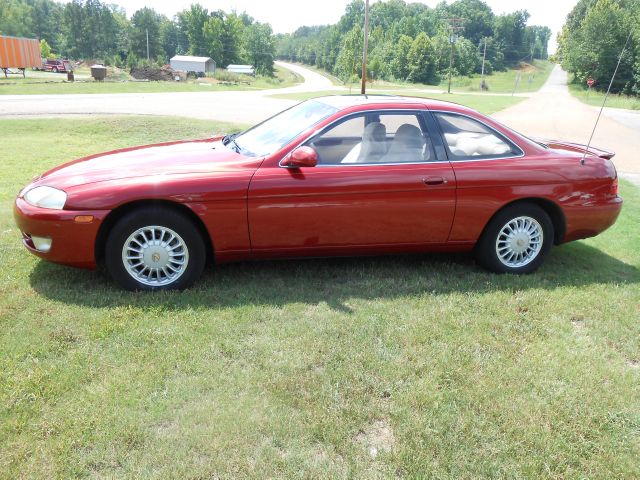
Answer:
[
  {"xmin": 42, "ymin": 59, "xmax": 72, "ymax": 73},
  {"xmin": 14, "ymin": 96, "xmax": 622, "ymax": 290}
]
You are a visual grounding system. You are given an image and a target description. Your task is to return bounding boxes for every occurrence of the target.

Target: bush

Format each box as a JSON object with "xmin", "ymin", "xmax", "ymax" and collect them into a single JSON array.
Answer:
[{"xmin": 213, "ymin": 70, "xmax": 248, "ymax": 83}]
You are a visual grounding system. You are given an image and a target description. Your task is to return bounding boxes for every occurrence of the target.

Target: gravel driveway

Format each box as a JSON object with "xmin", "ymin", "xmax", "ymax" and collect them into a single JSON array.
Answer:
[{"xmin": 494, "ymin": 65, "xmax": 640, "ymax": 177}]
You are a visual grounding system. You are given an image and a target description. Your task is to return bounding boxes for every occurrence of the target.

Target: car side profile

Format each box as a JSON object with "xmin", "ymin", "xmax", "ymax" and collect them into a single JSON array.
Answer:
[{"xmin": 14, "ymin": 95, "xmax": 622, "ymax": 290}]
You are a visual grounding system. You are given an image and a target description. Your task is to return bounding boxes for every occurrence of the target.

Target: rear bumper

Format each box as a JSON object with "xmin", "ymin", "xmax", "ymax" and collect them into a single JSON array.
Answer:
[
  {"xmin": 563, "ymin": 196, "xmax": 623, "ymax": 242},
  {"xmin": 14, "ymin": 198, "xmax": 109, "ymax": 269}
]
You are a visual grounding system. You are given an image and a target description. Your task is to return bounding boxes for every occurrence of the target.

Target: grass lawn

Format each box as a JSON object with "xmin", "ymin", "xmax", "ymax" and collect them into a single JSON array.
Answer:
[
  {"xmin": 437, "ymin": 60, "xmax": 554, "ymax": 94},
  {"xmin": 569, "ymin": 84, "xmax": 640, "ymax": 110},
  {"xmin": 1, "ymin": 116, "xmax": 639, "ymax": 478},
  {"xmin": 325, "ymin": 59, "xmax": 554, "ymax": 95},
  {"xmin": 269, "ymin": 90, "xmax": 525, "ymax": 115},
  {"xmin": 0, "ymin": 65, "xmax": 301, "ymax": 95}
]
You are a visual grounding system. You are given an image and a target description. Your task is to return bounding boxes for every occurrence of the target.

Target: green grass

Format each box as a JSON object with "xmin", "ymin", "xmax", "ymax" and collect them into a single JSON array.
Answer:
[
  {"xmin": 269, "ymin": 90, "xmax": 525, "ymax": 115},
  {"xmin": 569, "ymin": 84, "xmax": 640, "ymax": 110},
  {"xmin": 321, "ymin": 59, "xmax": 553, "ymax": 95},
  {"xmin": 437, "ymin": 60, "xmax": 554, "ymax": 93},
  {"xmin": 1, "ymin": 116, "xmax": 639, "ymax": 479},
  {"xmin": 0, "ymin": 65, "xmax": 301, "ymax": 95}
]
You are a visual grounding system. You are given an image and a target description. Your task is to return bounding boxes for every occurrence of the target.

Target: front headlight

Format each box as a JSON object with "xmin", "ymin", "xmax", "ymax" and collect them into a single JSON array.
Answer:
[{"xmin": 23, "ymin": 186, "xmax": 67, "ymax": 210}]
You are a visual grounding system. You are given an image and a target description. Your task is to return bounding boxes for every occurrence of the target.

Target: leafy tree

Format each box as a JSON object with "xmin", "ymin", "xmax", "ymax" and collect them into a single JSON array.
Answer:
[
  {"xmin": 26, "ymin": 0, "xmax": 64, "ymax": 51},
  {"xmin": 407, "ymin": 32, "xmax": 435, "ymax": 83},
  {"xmin": 39, "ymin": 38, "xmax": 52, "ymax": 58},
  {"xmin": 178, "ymin": 3, "xmax": 209, "ymax": 56},
  {"xmin": 447, "ymin": 0, "xmax": 494, "ymax": 45},
  {"xmin": 245, "ymin": 22, "xmax": 275, "ymax": 75},
  {"xmin": 559, "ymin": 0, "xmax": 636, "ymax": 93},
  {"xmin": 202, "ymin": 16, "xmax": 224, "ymax": 66},
  {"xmin": 493, "ymin": 10, "xmax": 530, "ymax": 63},
  {"xmin": 219, "ymin": 11, "xmax": 245, "ymax": 66},
  {"xmin": 160, "ymin": 16, "xmax": 180, "ymax": 58},
  {"xmin": 389, "ymin": 34, "xmax": 413, "ymax": 80},
  {"xmin": 0, "ymin": 0, "xmax": 33, "ymax": 36},
  {"xmin": 129, "ymin": 8, "xmax": 162, "ymax": 60},
  {"xmin": 335, "ymin": 25, "xmax": 363, "ymax": 82}
]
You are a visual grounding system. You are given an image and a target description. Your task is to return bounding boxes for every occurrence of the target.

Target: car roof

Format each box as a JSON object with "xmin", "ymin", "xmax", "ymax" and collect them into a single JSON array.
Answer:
[{"xmin": 313, "ymin": 94, "xmax": 476, "ymax": 114}]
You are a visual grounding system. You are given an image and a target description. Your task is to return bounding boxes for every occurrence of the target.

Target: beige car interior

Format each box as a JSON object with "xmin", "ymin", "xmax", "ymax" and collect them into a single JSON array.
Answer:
[{"xmin": 341, "ymin": 122, "xmax": 431, "ymax": 164}]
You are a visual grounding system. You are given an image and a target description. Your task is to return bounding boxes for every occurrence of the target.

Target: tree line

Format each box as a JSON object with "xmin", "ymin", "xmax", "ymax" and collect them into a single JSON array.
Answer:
[
  {"xmin": 557, "ymin": 0, "xmax": 640, "ymax": 94},
  {"xmin": 276, "ymin": 0, "xmax": 552, "ymax": 84},
  {"xmin": 0, "ymin": 0, "xmax": 276, "ymax": 75}
]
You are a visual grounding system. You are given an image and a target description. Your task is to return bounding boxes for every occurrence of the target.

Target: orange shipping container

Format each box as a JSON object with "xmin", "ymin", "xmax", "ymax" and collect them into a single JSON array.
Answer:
[{"xmin": 0, "ymin": 35, "xmax": 41, "ymax": 69}]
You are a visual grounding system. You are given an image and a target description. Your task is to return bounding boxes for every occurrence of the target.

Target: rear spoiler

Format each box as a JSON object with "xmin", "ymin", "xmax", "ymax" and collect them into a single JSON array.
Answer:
[{"xmin": 535, "ymin": 138, "xmax": 615, "ymax": 160}]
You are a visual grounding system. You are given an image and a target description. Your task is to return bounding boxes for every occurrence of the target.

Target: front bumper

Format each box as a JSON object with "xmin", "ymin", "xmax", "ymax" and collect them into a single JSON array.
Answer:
[{"xmin": 14, "ymin": 197, "xmax": 109, "ymax": 269}]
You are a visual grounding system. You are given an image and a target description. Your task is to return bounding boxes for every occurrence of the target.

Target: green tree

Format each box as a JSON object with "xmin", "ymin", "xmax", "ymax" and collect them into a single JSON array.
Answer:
[
  {"xmin": 219, "ymin": 11, "xmax": 245, "ymax": 66},
  {"xmin": 0, "ymin": 0, "xmax": 33, "ymax": 36},
  {"xmin": 389, "ymin": 34, "xmax": 413, "ymax": 80},
  {"xmin": 160, "ymin": 17, "xmax": 181, "ymax": 58},
  {"xmin": 202, "ymin": 16, "xmax": 224, "ymax": 66},
  {"xmin": 178, "ymin": 3, "xmax": 209, "ymax": 56},
  {"xmin": 245, "ymin": 22, "xmax": 275, "ymax": 75},
  {"xmin": 493, "ymin": 10, "xmax": 530, "ymax": 63},
  {"xmin": 407, "ymin": 32, "xmax": 436, "ymax": 83},
  {"xmin": 129, "ymin": 7, "xmax": 162, "ymax": 60},
  {"xmin": 27, "ymin": 0, "xmax": 64, "ymax": 51},
  {"xmin": 560, "ymin": 0, "xmax": 636, "ymax": 93},
  {"xmin": 447, "ymin": 0, "xmax": 494, "ymax": 45},
  {"xmin": 39, "ymin": 38, "xmax": 52, "ymax": 58},
  {"xmin": 334, "ymin": 25, "xmax": 363, "ymax": 82}
]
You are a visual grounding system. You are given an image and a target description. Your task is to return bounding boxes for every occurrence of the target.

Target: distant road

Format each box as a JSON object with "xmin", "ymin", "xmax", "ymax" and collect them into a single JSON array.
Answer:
[
  {"xmin": 494, "ymin": 65, "xmax": 640, "ymax": 176},
  {"xmin": 0, "ymin": 61, "xmax": 332, "ymax": 124}
]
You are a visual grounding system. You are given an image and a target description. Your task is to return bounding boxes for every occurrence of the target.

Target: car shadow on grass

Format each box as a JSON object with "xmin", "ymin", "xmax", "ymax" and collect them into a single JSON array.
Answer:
[{"xmin": 28, "ymin": 241, "xmax": 640, "ymax": 312}]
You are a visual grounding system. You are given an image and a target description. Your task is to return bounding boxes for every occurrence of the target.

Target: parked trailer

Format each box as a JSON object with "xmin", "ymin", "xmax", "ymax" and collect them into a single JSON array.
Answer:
[{"xmin": 0, "ymin": 35, "xmax": 41, "ymax": 78}]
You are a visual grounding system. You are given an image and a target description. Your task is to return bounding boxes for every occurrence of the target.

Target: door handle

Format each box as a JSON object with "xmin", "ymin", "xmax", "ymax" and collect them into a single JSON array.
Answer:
[{"xmin": 423, "ymin": 176, "xmax": 447, "ymax": 186}]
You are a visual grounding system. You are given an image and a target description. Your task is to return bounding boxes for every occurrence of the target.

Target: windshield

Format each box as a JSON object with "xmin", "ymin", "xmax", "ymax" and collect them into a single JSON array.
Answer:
[{"xmin": 234, "ymin": 100, "xmax": 338, "ymax": 156}]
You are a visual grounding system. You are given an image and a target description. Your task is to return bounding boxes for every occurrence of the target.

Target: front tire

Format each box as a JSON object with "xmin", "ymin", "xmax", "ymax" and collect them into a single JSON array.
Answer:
[
  {"xmin": 105, "ymin": 207, "xmax": 206, "ymax": 291},
  {"xmin": 475, "ymin": 203, "xmax": 553, "ymax": 274}
]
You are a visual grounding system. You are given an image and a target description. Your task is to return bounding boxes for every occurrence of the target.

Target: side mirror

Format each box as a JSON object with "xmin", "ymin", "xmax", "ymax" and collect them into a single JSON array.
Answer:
[{"xmin": 280, "ymin": 146, "xmax": 318, "ymax": 168}]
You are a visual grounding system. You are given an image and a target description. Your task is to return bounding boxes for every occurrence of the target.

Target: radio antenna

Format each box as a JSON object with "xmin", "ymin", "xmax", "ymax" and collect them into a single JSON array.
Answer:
[{"xmin": 580, "ymin": 30, "xmax": 633, "ymax": 165}]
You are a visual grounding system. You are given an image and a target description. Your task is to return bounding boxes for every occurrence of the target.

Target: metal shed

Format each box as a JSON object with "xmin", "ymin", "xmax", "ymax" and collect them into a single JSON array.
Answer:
[
  {"xmin": 227, "ymin": 64, "xmax": 255, "ymax": 76},
  {"xmin": 169, "ymin": 55, "xmax": 216, "ymax": 74}
]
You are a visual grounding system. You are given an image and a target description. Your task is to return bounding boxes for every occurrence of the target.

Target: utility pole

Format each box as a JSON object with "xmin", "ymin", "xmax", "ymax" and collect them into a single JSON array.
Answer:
[
  {"xmin": 445, "ymin": 18, "xmax": 464, "ymax": 94},
  {"xmin": 480, "ymin": 38, "xmax": 487, "ymax": 78},
  {"xmin": 146, "ymin": 29, "xmax": 150, "ymax": 61},
  {"xmin": 480, "ymin": 37, "xmax": 487, "ymax": 90},
  {"xmin": 361, "ymin": 0, "xmax": 369, "ymax": 95}
]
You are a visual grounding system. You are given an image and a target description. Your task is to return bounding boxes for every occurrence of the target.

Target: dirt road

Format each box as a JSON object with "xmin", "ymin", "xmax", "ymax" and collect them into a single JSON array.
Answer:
[
  {"xmin": 0, "ymin": 61, "xmax": 329, "ymax": 124},
  {"xmin": 493, "ymin": 65, "xmax": 640, "ymax": 176}
]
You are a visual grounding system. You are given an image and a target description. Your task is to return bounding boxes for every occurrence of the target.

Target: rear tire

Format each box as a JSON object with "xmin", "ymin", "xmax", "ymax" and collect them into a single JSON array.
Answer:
[
  {"xmin": 475, "ymin": 203, "xmax": 553, "ymax": 274},
  {"xmin": 52, "ymin": 67, "xmax": 58, "ymax": 73},
  {"xmin": 105, "ymin": 207, "xmax": 206, "ymax": 291}
]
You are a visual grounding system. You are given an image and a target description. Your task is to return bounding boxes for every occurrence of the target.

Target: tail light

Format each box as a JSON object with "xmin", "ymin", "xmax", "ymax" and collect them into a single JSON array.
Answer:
[{"xmin": 610, "ymin": 177, "xmax": 619, "ymax": 196}]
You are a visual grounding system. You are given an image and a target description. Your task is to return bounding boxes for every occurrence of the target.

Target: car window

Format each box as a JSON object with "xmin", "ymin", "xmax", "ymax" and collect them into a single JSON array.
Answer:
[
  {"xmin": 234, "ymin": 100, "xmax": 338, "ymax": 156},
  {"xmin": 306, "ymin": 112, "xmax": 436, "ymax": 165},
  {"xmin": 434, "ymin": 112, "xmax": 519, "ymax": 160}
]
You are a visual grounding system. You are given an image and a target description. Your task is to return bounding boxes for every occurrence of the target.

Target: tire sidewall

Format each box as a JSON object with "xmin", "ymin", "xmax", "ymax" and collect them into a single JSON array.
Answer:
[
  {"xmin": 476, "ymin": 203, "xmax": 554, "ymax": 274},
  {"xmin": 105, "ymin": 207, "xmax": 205, "ymax": 291}
]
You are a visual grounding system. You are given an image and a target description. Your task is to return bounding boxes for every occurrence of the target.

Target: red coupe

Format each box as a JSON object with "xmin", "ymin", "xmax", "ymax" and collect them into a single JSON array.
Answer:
[{"xmin": 14, "ymin": 96, "xmax": 622, "ymax": 290}]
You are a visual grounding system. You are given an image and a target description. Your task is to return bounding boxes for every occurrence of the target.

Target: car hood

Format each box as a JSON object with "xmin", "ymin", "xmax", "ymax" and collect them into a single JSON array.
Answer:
[{"xmin": 32, "ymin": 137, "xmax": 259, "ymax": 190}]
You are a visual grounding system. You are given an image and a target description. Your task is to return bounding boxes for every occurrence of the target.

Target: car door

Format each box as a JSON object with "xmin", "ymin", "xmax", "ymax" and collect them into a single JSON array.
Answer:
[{"xmin": 247, "ymin": 109, "xmax": 456, "ymax": 254}]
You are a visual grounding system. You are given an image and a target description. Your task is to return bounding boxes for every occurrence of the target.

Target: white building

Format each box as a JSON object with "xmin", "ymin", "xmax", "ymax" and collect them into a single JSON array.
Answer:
[
  {"xmin": 227, "ymin": 64, "xmax": 255, "ymax": 76},
  {"xmin": 170, "ymin": 55, "xmax": 216, "ymax": 74}
]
